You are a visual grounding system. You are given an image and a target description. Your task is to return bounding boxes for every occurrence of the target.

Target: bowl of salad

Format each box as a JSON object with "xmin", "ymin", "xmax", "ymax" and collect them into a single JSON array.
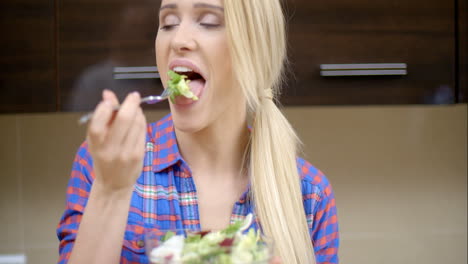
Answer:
[{"xmin": 144, "ymin": 215, "xmax": 272, "ymax": 264}]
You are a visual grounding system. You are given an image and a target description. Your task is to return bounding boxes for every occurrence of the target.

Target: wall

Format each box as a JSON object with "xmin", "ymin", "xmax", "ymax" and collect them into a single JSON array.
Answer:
[{"xmin": 0, "ymin": 104, "xmax": 467, "ymax": 264}]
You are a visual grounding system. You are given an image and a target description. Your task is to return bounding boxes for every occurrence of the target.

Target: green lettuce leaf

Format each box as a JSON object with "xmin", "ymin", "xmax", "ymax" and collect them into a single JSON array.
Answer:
[
  {"xmin": 161, "ymin": 231, "xmax": 176, "ymax": 242},
  {"xmin": 220, "ymin": 221, "xmax": 243, "ymax": 237},
  {"xmin": 167, "ymin": 70, "xmax": 199, "ymax": 103}
]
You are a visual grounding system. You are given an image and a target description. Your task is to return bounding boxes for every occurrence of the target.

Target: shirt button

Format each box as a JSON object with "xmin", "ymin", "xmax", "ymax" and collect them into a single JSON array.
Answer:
[{"xmin": 137, "ymin": 240, "xmax": 145, "ymax": 248}]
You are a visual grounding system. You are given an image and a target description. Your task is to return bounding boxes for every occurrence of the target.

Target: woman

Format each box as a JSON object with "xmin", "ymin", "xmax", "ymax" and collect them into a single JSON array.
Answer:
[{"xmin": 57, "ymin": 0, "xmax": 339, "ymax": 263}]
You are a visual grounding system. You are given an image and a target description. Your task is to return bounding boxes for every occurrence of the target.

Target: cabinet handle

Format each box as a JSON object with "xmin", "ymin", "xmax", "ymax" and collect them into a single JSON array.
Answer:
[
  {"xmin": 320, "ymin": 63, "xmax": 407, "ymax": 77},
  {"xmin": 113, "ymin": 66, "xmax": 160, "ymax": 79}
]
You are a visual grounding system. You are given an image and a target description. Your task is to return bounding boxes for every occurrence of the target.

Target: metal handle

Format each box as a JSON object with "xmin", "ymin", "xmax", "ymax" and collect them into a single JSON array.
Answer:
[
  {"xmin": 113, "ymin": 66, "xmax": 160, "ymax": 79},
  {"xmin": 320, "ymin": 63, "xmax": 407, "ymax": 77}
]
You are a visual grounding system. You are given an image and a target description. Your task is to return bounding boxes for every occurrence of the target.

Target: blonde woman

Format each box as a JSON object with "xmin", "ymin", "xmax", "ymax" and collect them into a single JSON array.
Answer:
[{"xmin": 57, "ymin": 0, "xmax": 339, "ymax": 263}]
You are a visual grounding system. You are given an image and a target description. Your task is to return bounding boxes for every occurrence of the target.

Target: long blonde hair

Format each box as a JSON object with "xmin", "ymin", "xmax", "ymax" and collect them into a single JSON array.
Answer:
[{"xmin": 224, "ymin": 0, "xmax": 316, "ymax": 263}]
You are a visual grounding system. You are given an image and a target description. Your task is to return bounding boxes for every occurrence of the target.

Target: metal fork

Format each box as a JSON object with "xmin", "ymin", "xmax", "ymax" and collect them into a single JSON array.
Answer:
[{"xmin": 78, "ymin": 89, "xmax": 169, "ymax": 125}]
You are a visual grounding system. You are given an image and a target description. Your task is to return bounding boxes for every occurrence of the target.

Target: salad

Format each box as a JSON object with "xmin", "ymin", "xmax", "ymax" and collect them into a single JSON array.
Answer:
[
  {"xmin": 148, "ymin": 215, "xmax": 270, "ymax": 264},
  {"xmin": 166, "ymin": 70, "xmax": 199, "ymax": 103}
]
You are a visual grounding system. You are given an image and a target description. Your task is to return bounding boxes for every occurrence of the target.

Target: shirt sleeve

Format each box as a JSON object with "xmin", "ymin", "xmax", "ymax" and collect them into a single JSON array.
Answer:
[
  {"xmin": 311, "ymin": 180, "xmax": 339, "ymax": 264},
  {"xmin": 56, "ymin": 142, "xmax": 94, "ymax": 264},
  {"xmin": 300, "ymin": 158, "xmax": 340, "ymax": 264}
]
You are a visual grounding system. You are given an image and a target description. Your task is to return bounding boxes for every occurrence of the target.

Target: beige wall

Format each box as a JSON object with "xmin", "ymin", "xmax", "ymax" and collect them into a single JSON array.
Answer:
[{"xmin": 0, "ymin": 104, "xmax": 466, "ymax": 264}]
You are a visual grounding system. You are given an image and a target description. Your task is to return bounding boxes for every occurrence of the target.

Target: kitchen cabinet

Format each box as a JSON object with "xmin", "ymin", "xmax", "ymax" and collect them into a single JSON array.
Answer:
[
  {"xmin": 58, "ymin": 0, "xmax": 461, "ymax": 110},
  {"xmin": 0, "ymin": 0, "xmax": 465, "ymax": 113},
  {"xmin": 458, "ymin": 0, "xmax": 467, "ymax": 103},
  {"xmin": 284, "ymin": 0, "xmax": 457, "ymax": 105},
  {"xmin": 58, "ymin": 0, "xmax": 165, "ymax": 111},
  {"xmin": 0, "ymin": 0, "xmax": 56, "ymax": 113}
]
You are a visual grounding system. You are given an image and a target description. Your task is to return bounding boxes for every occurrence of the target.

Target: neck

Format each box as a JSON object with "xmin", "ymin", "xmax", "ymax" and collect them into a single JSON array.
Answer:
[{"xmin": 175, "ymin": 109, "xmax": 249, "ymax": 180}]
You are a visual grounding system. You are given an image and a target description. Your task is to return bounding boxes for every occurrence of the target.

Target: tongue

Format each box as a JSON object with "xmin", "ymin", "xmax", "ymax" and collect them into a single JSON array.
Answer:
[
  {"xmin": 174, "ymin": 79, "xmax": 205, "ymax": 105},
  {"xmin": 188, "ymin": 79, "xmax": 204, "ymax": 98}
]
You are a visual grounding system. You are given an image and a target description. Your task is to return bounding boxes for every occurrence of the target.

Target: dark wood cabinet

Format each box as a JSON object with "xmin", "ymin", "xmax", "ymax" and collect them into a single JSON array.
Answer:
[
  {"xmin": 284, "ymin": 0, "xmax": 456, "ymax": 105},
  {"xmin": 0, "ymin": 0, "xmax": 56, "ymax": 113},
  {"xmin": 0, "ymin": 0, "xmax": 465, "ymax": 113},
  {"xmin": 58, "ymin": 0, "xmax": 166, "ymax": 112},
  {"xmin": 458, "ymin": 0, "xmax": 467, "ymax": 103}
]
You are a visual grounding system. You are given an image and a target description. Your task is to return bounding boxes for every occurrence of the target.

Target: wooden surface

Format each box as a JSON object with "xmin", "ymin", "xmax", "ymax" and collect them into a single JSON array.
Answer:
[
  {"xmin": 0, "ymin": 0, "xmax": 56, "ymax": 113},
  {"xmin": 458, "ymin": 0, "xmax": 467, "ymax": 103},
  {"xmin": 58, "ymin": 0, "xmax": 457, "ymax": 109},
  {"xmin": 0, "ymin": 0, "xmax": 462, "ymax": 112},
  {"xmin": 284, "ymin": 0, "xmax": 456, "ymax": 105},
  {"xmin": 58, "ymin": 0, "xmax": 165, "ymax": 111}
]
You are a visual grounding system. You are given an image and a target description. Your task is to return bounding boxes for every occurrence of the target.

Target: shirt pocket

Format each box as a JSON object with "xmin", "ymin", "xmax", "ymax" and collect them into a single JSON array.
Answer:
[{"xmin": 122, "ymin": 219, "xmax": 152, "ymax": 262}]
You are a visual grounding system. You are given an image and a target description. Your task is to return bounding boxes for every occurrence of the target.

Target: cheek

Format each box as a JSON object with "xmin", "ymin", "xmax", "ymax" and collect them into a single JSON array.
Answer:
[
  {"xmin": 211, "ymin": 39, "xmax": 233, "ymax": 78},
  {"xmin": 155, "ymin": 36, "xmax": 168, "ymax": 84},
  {"xmin": 155, "ymin": 36, "xmax": 163, "ymax": 63},
  {"xmin": 220, "ymin": 40, "xmax": 233, "ymax": 79},
  {"xmin": 210, "ymin": 47, "xmax": 236, "ymax": 99}
]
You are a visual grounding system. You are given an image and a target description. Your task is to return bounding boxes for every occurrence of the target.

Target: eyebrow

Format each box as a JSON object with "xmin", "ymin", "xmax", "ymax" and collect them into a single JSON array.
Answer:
[
  {"xmin": 159, "ymin": 2, "xmax": 224, "ymax": 12},
  {"xmin": 159, "ymin": 3, "xmax": 176, "ymax": 12},
  {"xmin": 194, "ymin": 3, "xmax": 224, "ymax": 11}
]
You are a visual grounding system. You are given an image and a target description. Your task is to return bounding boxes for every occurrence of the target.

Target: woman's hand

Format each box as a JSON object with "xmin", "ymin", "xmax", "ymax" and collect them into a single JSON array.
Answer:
[{"xmin": 87, "ymin": 90, "xmax": 147, "ymax": 196}]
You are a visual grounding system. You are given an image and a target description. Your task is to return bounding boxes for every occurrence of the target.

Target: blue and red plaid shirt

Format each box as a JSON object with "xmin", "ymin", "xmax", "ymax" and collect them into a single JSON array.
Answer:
[{"xmin": 57, "ymin": 114, "xmax": 339, "ymax": 263}]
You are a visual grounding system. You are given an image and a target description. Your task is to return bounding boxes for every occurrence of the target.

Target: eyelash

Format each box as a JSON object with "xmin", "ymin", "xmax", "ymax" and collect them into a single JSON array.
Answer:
[
  {"xmin": 160, "ymin": 24, "xmax": 178, "ymax": 31},
  {"xmin": 160, "ymin": 23, "xmax": 220, "ymax": 31},
  {"xmin": 200, "ymin": 23, "xmax": 220, "ymax": 28}
]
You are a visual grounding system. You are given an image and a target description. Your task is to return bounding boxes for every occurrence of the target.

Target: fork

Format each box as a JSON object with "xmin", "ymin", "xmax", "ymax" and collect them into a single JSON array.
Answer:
[{"xmin": 78, "ymin": 89, "xmax": 170, "ymax": 125}]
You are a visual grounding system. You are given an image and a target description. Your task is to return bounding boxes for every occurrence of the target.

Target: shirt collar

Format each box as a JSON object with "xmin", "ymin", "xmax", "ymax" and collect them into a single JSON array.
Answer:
[
  {"xmin": 149, "ymin": 114, "xmax": 253, "ymax": 204},
  {"xmin": 148, "ymin": 113, "xmax": 183, "ymax": 172}
]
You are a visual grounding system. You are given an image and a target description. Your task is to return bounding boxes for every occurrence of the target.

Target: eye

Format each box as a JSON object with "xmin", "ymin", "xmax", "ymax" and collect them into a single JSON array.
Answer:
[
  {"xmin": 200, "ymin": 23, "xmax": 220, "ymax": 28},
  {"xmin": 160, "ymin": 24, "xmax": 177, "ymax": 31},
  {"xmin": 160, "ymin": 14, "xmax": 180, "ymax": 31},
  {"xmin": 199, "ymin": 13, "xmax": 222, "ymax": 28}
]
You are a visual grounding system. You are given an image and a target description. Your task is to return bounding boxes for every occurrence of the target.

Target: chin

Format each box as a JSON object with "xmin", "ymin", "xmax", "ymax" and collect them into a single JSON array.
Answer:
[{"xmin": 171, "ymin": 112, "xmax": 205, "ymax": 134}]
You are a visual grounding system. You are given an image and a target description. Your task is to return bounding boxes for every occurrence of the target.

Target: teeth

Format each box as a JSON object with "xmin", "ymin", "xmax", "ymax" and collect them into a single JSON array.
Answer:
[{"xmin": 172, "ymin": 66, "xmax": 193, "ymax": 72}]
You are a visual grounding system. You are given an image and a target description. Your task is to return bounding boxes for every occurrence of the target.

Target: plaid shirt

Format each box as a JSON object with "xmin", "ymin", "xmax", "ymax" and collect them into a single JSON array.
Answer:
[{"xmin": 57, "ymin": 114, "xmax": 339, "ymax": 263}]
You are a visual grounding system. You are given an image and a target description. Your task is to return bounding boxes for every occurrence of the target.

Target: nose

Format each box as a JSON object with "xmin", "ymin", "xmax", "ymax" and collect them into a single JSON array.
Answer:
[{"xmin": 171, "ymin": 22, "xmax": 197, "ymax": 53}]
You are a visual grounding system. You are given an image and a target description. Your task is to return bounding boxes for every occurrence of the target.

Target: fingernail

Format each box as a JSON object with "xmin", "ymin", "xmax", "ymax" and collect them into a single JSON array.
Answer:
[{"xmin": 102, "ymin": 89, "xmax": 112, "ymax": 101}]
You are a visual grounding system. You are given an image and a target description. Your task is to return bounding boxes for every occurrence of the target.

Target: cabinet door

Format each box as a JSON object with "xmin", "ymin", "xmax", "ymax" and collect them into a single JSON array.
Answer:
[
  {"xmin": 458, "ymin": 0, "xmax": 467, "ymax": 103},
  {"xmin": 59, "ymin": 0, "xmax": 457, "ymax": 110},
  {"xmin": 284, "ymin": 0, "xmax": 456, "ymax": 105},
  {"xmin": 59, "ymin": 0, "xmax": 165, "ymax": 111},
  {"xmin": 0, "ymin": 0, "xmax": 56, "ymax": 113}
]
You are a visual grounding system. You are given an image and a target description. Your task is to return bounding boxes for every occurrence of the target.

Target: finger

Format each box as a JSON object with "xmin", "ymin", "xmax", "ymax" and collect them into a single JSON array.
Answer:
[
  {"xmin": 106, "ymin": 92, "xmax": 141, "ymax": 146},
  {"xmin": 102, "ymin": 89, "xmax": 119, "ymax": 106},
  {"xmin": 102, "ymin": 90, "xmax": 119, "ymax": 125},
  {"xmin": 87, "ymin": 100, "xmax": 114, "ymax": 147},
  {"xmin": 131, "ymin": 108, "xmax": 147, "ymax": 156},
  {"xmin": 122, "ymin": 108, "xmax": 146, "ymax": 164}
]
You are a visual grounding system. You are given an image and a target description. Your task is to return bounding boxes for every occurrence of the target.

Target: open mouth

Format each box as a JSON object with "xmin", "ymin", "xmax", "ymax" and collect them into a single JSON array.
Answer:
[
  {"xmin": 171, "ymin": 66, "xmax": 206, "ymax": 105},
  {"xmin": 175, "ymin": 70, "xmax": 205, "ymax": 82},
  {"xmin": 172, "ymin": 66, "xmax": 206, "ymax": 83}
]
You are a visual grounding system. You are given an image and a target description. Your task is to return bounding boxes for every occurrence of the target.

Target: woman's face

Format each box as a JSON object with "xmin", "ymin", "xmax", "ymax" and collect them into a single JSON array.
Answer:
[{"xmin": 156, "ymin": 0, "xmax": 243, "ymax": 133}]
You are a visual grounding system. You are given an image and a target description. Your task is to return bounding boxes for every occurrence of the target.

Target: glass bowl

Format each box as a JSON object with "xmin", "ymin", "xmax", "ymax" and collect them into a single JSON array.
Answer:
[{"xmin": 144, "ymin": 228, "xmax": 273, "ymax": 264}]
